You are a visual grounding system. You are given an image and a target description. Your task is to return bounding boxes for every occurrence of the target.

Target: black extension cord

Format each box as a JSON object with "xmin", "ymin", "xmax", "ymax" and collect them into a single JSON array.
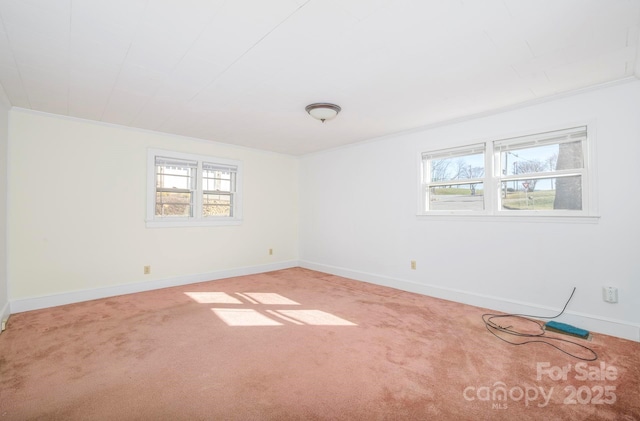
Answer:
[{"xmin": 481, "ymin": 287, "xmax": 598, "ymax": 361}]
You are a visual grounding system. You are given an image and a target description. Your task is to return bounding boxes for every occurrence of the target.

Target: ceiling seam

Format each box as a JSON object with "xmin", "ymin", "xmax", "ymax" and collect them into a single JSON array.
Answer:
[
  {"xmin": 98, "ymin": 0, "xmax": 151, "ymax": 122},
  {"xmin": 128, "ymin": 1, "xmax": 229, "ymax": 129},
  {"xmin": 0, "ymin": 5, "xmax": 32, "ymax": 109},
  {"xmin": 187, "ymin": 0, "xmax": 312, "ymax": 104}
]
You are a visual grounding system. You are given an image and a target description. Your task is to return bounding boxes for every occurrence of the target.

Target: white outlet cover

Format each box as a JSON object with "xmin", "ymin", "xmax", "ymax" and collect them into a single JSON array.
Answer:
[{"xmin": 602, "ymin": 286, "xmax": 618, "ymax": 303}]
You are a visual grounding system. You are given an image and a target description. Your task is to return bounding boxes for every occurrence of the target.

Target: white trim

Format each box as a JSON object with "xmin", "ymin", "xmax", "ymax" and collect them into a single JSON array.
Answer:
[
  {"xmin": 0, "ymin": 84, "xmax": 10, "ymax": 109},
  {"xmin": 146, "ymin": 148, "xmax": 243, "ymax": 227},
  {"xmin": 10, "ymin": 107, "xmax": 296, "ymax": 158},
  {"xmin": 7, "ymin": 260, "xmax": 639, "ymax": 341},
  {"xmin": 0, "ymin": 301, "xmax": 9, "ymax": 332},
  {"xmin": 2, "ymin": 98, "xmax": 10, "ymax": 333},
  {"xmin": 299, "ymin": 260, "xmax": 640, "ymax": 342},
  {"xmin": 416, "ymin": 214, "xmax": 600, "ymax": 224},
  {"xmin": 418, "ymin": 122, "xmax": 599, "ymax": 218},
  {"xmin": 635, "ymin": 30, "xmax": 640, "ymax": 80},
  {"xmin": 304, "ymin": 77, "xmax": 637, "ymax": 158},
  {"xmin": 10, "ymin": 261, "xmax": 299, "ymax": 313},
  {"xmin": 145, "ymin": 219, "xmax": 243, "ymax": 228}
]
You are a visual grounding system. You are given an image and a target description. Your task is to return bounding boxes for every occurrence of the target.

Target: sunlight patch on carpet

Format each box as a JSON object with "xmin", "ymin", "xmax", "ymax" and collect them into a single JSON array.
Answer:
[
  {"xmin": 265, "ymin": 310, "xmax": 305, "ymax": 325},
  {"xmin": 184, "ymin": 292, "xmax": 242, "ymax": 304},
  {"xmin": 241, "ymin": 293, "xmax": 300, "ymax": 305},
  {"xmin": 212, "ymin": 309, "xmax": 283, "ymax": 326},
  {"xmin": 194, "ymin": 292, "xmax": 357, "ymax": 326},
  {"xmin": 273, "ymin": 310, "xmax": 356, "ymax": 326}
]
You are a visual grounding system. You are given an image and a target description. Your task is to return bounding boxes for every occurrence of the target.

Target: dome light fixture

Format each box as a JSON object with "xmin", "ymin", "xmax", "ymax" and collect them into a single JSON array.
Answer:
[{"xmin": 305, "ymin": 103, "xmax": 341, "ymax": 123}]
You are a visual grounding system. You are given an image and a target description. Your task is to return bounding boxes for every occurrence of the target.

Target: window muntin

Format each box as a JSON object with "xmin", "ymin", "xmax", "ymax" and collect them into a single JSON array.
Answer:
[
  {"xmin": 420, "ymin": 126, "xmax": 592, "ymax": 217},
  {"xmin": 429, "ymin": 183, "xmax": 485, "ymax": 211},
  {"xmin": 155, "ymin": 157, "xmax": 197, "ymax": 217},
  {"xmin": 500, "ymin": 176, "xmax": 581, "ymax": 211},
  {"xmin": 495, "ymin": 128, "xmax": 586, "ymax": 213},
  {"xmin": 422, "ymin": 145, "xmax": 486, "ymax": 212},
  {"xmin": 147, "ymin": 149, "xmax": 242, "ymax": 227},
  {"xmin": 429, "ymin": 150, "xmax": 485, "ymax": 182},
  {"xmin": 202, "ymin": 162, "xmax": 236, "ymax": 217},
  {"xmin": 203, "ymin": 193, "xmax": 232, "ymax": 216}
]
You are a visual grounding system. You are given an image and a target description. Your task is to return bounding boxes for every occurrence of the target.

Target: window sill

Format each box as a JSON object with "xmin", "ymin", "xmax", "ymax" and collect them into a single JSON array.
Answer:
[
  {"xmin": 146, "ymin": 218, "xmax": 243, "ymax": 228},
  {"xmin": 416, "ymin": 213, "xmax": 600, "ymax": 224}
]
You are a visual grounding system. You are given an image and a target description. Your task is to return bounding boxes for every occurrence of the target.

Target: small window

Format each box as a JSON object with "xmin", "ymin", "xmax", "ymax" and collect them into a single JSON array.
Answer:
[
  {"xmin": 422, "ymin": 144, "xmax": 486, "ymax": 212},
  {"xmin": 420, "ymin": 126, "xmax": 594, "ymax": 218},
  {"xmin": 147, "ymin": 149, "xmax": 242, "ymax": 227}
]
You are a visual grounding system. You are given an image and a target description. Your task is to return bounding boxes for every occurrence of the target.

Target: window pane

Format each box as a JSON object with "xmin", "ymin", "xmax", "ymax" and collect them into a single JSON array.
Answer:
[
  {"xmin": 155, "ymin": 158, "xmax": 196, "ymax": 190},
  {"xmin": 501, "ymin": 176, "xmax": 582, "ymax": 211},
  {"xmin": 157, "ymin": 173, "xmax": 193, "ymax": 190},
  {"xmin": 203, "ymin": 193, "xmax": 232, "ymax": 217},
  {"xmin": 156, "ymin": 192, "xmax": 193, "ymax": 216},
  {"xmin": 149, "ymin": 151, "xmax": 242, "ymax": 225},
  {"xmin": 155, "ymin": 157, "xmax": 196, "ymax": 217},
  {"xmin": 203, "ymin": 169, "xmax": 233, "ymax": 192},
  {"xmin": 501, "ymin": 141, "xmax": 582, "ymax": 176},
  {"xmin": 428, "ymin": 183, "xmax": 484, "ymax": 211},
  {"xmin": 430, "ymin": 153, "xmax": 484, "ymax": 182}
]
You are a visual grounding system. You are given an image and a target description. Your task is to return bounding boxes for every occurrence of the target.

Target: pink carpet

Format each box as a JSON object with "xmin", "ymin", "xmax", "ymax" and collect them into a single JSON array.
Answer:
[{"xmin": 1, "ymin": 268, "xmax": 638, "ymax": 420}]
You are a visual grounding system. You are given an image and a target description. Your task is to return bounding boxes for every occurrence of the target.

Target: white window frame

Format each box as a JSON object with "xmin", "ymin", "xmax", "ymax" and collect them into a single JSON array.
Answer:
[
  {"xmin": 146, "ymin": 149, "xmax": 243, "ymax": 228},
  {"xmin": 422, "ymin": 143, "xmax": 488, "ymax": 215},
  {"xmin": 418, "ymin": 125, "xmax": 599, "ymax": 222}
]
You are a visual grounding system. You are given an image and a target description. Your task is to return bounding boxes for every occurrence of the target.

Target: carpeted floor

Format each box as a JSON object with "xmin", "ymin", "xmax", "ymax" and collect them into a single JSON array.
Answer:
[{"xmin": 1, "ymin": 268, "xmax": 638, "ymax": 420}]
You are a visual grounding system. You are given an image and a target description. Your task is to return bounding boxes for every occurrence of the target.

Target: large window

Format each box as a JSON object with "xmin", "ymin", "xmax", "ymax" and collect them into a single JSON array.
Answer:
[
  {"xmin": 495, "ymin": 127, "xmax": 587, "ymax": 212},
  {"xmin": 147, "ymin": 149, "xmax": 242, "ymax": 227},
  {"xmin": 420, "ymin": 126, "xmax": 594, "ymax": 218}
]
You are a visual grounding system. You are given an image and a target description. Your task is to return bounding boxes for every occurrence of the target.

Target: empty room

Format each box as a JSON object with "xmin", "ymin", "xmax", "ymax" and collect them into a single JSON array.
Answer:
[{"xmin": 0, "ymin": 0, "xmax": 639, "ymax": 420}]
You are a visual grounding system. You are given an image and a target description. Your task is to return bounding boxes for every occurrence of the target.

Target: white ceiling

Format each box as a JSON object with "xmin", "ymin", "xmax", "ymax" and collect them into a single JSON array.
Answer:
[{"xmin": 1, "ymin": 0, "xmax": 639, "ymax": 155}]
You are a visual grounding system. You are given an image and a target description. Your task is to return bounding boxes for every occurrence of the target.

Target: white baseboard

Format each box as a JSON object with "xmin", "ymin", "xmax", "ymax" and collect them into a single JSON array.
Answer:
[
  {"xmin": 10, "ymin": 261, "xmax": 299, "ymax": 314},
  {"xmin": 300, "ymin": 260, "xmax": 640, "ymax": 342},
  {"xmin": 9, "ymin": 260, "xmax": 639, "ymax": 342},
  {"xmin": 0, "ymin": 300, "xmax": 9, "ymax": 332}
]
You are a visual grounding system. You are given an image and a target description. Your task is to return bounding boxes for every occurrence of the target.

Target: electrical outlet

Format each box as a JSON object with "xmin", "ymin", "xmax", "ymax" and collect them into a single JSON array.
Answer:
[
  {"xmin": 269, "ymin": 248, "xmax": 273, "ymax": 255},
  {"xmin": 602, "ymin": 286, "xmax": 618, "ymax": 303},
  {"xmin": 1, "ymin": 319, "xmax": 7, "ymax": 331},
  {"xmin": 410, "ymin": 260, "xmax": 416, "ymax": 270},
  {"xmin": 144, "ymin": 265, "xmax": 151, "ymax": 275}
]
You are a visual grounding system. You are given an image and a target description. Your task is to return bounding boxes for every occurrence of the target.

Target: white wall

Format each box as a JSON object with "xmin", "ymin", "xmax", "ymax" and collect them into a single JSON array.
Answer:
[
  {"xmin": 300, "ymin": 80, "xmax": 640, "ymax": 341},
  {"xmin": 7, "ymin": 110, "xmax": 299, "ymax": 309},
  {"xmin": 0, "ymin": 87, "xmax": 9, "ymax": 327},
  {"xmin": 5, "ymin": 81, "xmax": 639, "ymax": 341}
]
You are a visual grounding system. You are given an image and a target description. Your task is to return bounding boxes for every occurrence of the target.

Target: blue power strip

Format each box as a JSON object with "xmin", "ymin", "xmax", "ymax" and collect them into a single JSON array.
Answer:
[{"xmin": 545, "ymin": 321, "xmax": 589, "ymax": 339}]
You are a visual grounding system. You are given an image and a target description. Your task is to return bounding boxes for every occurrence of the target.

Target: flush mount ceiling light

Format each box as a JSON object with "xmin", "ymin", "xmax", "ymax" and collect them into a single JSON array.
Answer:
[{"xmin": 305, "ymin": 103, "xmax": 341, "ymax": 123}]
